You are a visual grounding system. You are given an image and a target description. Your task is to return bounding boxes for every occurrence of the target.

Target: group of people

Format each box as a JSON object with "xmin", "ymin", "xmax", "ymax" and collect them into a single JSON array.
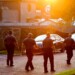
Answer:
[{"xmin": 4, "ymin": 31, "xmax": 75, "ymax": 73}]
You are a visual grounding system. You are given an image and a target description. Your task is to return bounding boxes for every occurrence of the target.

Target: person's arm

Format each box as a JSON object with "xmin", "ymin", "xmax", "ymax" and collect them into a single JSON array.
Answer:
[
  {"xmin": 63, "ymin": 39, "xmax": 67, "ymax": 51},
  {"xmin": 21, "ymin": 40, "xmax": 27, "ymax": 55}
]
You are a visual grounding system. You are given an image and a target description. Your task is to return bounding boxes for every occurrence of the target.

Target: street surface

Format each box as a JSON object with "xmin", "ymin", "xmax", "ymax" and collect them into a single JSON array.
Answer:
[{"xmin": 0, "ymin": 51, "xmax": 75, "ymax": 75}]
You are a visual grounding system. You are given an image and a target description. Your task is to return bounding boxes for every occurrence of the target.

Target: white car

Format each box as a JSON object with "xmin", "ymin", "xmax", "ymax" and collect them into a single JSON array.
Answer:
[
  {"xmin": 34, "ymin": 34, "xmax": 65, "ymax": 54},
  {"xmin": 71, "ymin": 33, "xmax": 75, "ymax": 49},
  {"xmin": 71, "ymin": 33, "xmax": 75, "ymax": 41}
]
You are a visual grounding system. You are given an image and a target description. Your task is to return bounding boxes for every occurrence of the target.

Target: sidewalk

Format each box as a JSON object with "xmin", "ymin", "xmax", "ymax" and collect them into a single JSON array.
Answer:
[{"xmin": 0, "ymin": 51, "xmax": 75, "ymax": 75}]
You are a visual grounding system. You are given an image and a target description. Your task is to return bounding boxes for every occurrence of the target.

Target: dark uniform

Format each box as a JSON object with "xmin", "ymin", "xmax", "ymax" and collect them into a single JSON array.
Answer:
[
  {"xmin": 23, "ymin": 37, "xmax": 36, "ymax": 71},
  {"xmin": 43, "ymin": 37, "xmax": 55, "ymax": 73},
  {"xmin": 4, "ymin": 34, "xmax": 16, "ymax": 66},
  {"xmin": 64, "ymin": 37, "xmax": 74, "ymax": 64}
]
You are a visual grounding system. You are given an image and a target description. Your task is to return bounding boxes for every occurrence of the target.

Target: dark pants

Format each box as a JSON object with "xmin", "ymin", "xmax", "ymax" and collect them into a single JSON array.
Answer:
[
  {"xmin": 25, "ymin": 53, "xmax": 34, "ymax": 70},
  {"xmin": 43, "ymin": 48, "xmax": 54, "ymax": 72},
  {"xmin": 65, "ymin": 46, "xmax": 73, "ymax": 64},
  {"xmin": 66, "ymin": 51, "xmax": 73, "ymax": 64},
  {"xmin": 6, "ymin": 47, "xmax": 14, "ymax": 66}
]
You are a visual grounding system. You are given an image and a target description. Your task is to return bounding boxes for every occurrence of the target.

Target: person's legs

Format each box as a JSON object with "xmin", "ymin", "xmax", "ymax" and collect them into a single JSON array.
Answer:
[
  {"xmin": 7, "ymin": 49, "xmax": 10, "ymax": 66},
  {"xmin": 25, "ymin": 55, "xmax": 30, "ymax": 71},
  {"xmin": 43, "ymin": 54, "xmax": 48, "ymax": 73},
  {"xmin": 67, "ymin": 52, "xmax": 73, "ymax": 64},
  {"xmin": 29, "ymin": 55, "xmax": 34, "ymax": 70},
  {"xmin": 25, "ymin": 54, "xmax": 34, "ymax": 71},
  {"xmin": 25, "ymin": 62, "xmax": 29, "ymax": 71},
  {"xmin": 10, "ymin": 49, "xmax": 14, "ymax": 66},
  {"xmin": 49, "ymin": 54, "xmax": 55, "ymax": 72},
  {"xmin": 7, "ymin": 53, "xmax": 10, "ymax": 66}
]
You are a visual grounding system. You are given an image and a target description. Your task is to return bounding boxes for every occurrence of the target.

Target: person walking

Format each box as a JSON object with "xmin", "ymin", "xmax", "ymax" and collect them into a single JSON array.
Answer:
[
  {"xmin": 4, "ymin": 31, "xmax": 17, "ymax": 67},
  {"xmin": 23, "ymin": 33, "xmax": 36, "ymax": 71},
  {"xmin": 43, "ymin": 32, "xmax": 55, "ymax": 73},
  {"xmin": 64, "ymin": 33, "xmax": 74, "ymax": 65}
]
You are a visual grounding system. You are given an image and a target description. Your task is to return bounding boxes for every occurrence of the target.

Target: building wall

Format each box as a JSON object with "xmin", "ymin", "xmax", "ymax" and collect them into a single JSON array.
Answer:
[
  {"xmin": 0, "ymin": 1, "xmax": 20, "ymax": 22},
  {"xmin": 0, "ymin": 0, "xmax": 37, "ymax": 23},
  {"xmin": 2, "ymin": 8, "xmax": 19, "ymax": 22},
  {"xmin": 20, "ymin": 2, "xmax": 36, "ymax": 22}
]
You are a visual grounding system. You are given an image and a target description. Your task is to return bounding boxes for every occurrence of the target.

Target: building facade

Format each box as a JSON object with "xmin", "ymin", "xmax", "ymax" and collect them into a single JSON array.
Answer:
[{"xmin": 0, "ymin": 0, "xmax": 38, "ymax": 23}]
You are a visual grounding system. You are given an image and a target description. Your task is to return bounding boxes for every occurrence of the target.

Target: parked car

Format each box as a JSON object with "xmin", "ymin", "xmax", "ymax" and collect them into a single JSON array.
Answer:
[{"xmin": 34, "ymin": 34, "xmax": 65, "ymax": 54}]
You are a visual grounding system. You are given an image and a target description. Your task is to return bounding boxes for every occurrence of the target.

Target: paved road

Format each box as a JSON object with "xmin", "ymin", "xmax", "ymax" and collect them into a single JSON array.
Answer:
[{"xmin": 0, "ymin": 51, "xmax": 75, "ymax": 75}]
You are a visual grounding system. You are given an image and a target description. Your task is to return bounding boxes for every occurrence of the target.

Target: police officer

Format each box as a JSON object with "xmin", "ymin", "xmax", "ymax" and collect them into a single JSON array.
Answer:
[
  {"xmin": 23, "ymin": 33, "xmax": 36, "ymax": 71},
  {"xmin": 43, "ymin": 32, "xmax": 55, "ymax": 73},
  {"xmin": 4, "ymin": 31, "xmax": 17, "ymax": 67},
  {"xmin": 64, "ymin": 33, "xmax": 74, "ymax": 65}
]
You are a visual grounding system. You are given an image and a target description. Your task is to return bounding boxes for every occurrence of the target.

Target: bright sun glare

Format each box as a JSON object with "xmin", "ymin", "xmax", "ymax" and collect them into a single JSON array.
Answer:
[
  {"xmin": 41, "ymin": 0, "xmax": 58, "ymax": 6},
  {"xmin": 45, "ymin": 0, "xmax": 57, "ymax": 3}
]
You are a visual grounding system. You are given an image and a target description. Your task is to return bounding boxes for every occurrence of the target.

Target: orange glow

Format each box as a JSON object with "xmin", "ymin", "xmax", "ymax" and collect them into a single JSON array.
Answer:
[
  {"xmin": 17, "ymin": 0, "xmax": 73, "ymax": 21},
  {"xmin": 45, "ymin": 0, "xmax": 57, "ymax": 3},
  {"xmin": 37, "ymin": 0, "xmax": 72, "ymax": 20}
]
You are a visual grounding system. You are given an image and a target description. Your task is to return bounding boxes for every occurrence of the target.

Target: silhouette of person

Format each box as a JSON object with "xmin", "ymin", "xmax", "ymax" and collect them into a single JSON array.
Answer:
[
  {"xmin": 43, "ymin": 32, "xmax": 55, "ymax": 73},
  {"xmin": 23, "ymin": 33, "xmax": 36, "ymax": 71},
  {"xmin": 4, "ymin": 31, "xmax": 17, "ymax": 66},
  {"xmin": 64, "ymin": 33, "xmax": 74, "ymax": 65}
]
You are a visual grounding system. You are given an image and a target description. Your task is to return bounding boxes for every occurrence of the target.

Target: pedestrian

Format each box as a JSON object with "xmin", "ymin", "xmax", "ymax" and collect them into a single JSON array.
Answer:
[
  {"xmin": 4, "ymin": 31, "xmax": 17, "ymax": 67},
  {"xmin": 23, "ymin": 33, "xmax": 36, "ymax": 71},
  {"xmin": 42, "ymin": 32, "xmax": 55, "ymax": 73},
  {"xmin": 64, "ymin": 33, "xmax": 74, "ymax": 65}
]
